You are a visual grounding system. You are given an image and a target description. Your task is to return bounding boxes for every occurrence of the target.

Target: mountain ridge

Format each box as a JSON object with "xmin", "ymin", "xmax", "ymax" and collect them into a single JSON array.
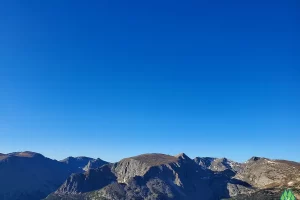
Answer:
[{"xmin": 1, "ymin": 151, "xmax": 299, "ymax": 200}]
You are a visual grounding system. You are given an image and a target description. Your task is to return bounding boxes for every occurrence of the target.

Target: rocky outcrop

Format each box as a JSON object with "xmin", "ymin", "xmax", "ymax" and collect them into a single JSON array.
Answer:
[
  {"xmin": 83, "ymin": 158, "xmax": 108, "ymax": 171},
  {"xmin": 60, "ymin": 156, "xmax": 95, "ymax": 172},
  {"xmin": 111, "ymin": 153, "xmax": 180, "ymax": 184},
  {"xmin": 193, "ymin": 157, "xmax": 215, "ymax": 169}
]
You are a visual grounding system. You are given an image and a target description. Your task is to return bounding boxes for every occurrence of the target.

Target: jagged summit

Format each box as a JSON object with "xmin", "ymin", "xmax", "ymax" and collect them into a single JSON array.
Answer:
[
  {"xmin": 247, "ymin": 156, "xmax": 266, "ymax": 162},
  {"xmin": 83, "ymin": 158, "xmax": 109, "ymax": 171},
  {"xmin": 60, "ymin": 156, "xmax": 95, "ymax": 171},
  {"xmin": 175, "ymin": 152, "xmax": 191, "ymax": 160},
  {"xmin": 194, "ymin": 157, "xmax": 216, "ymax": 168},
  {"xmin": 60, "ymin": 156, "xmax": 109, "ymax": 171},
  {"xmin": 219, "ymin": 157, "xmax": 229, "ymax": 162}
]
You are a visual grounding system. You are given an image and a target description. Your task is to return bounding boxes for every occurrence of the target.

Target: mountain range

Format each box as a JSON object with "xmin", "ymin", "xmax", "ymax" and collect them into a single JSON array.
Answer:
[{"xmin": 0, "ymin": 151, "xmax": 299, "ymax": 200}]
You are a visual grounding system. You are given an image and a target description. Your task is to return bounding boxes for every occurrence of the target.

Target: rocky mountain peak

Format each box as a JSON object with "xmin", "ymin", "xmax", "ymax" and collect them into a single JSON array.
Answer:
[
  {"xmin": 83, "ymin": 158, "xmax": 109, "ymax": 171},
  {"xmin": 248, "ymin": 156, "xmax": 265, "ymax": 162},
  {"xmin": 175, "ymin": 153, "xmax": 190, "ymax": 160},
  {"xmin": 193, "ymin": 156, "xmax": 242, "ymax": 173},
  {"xmin": 193, "ymin": 157, "xmax": 216, "ymax": 169},
  {"xmin": 60, "ymin": 156, "xmax": 95, "ymax": 171},
  {"xmin": 219, "ymin": 157, "xmax": 229, "ymax": 162}
]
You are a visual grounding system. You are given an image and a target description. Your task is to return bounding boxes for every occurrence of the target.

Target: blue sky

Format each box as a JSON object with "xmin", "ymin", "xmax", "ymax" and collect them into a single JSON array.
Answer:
[{"xmin": 0, "ymin": 0, "xmax": 299, "ymax": 162}]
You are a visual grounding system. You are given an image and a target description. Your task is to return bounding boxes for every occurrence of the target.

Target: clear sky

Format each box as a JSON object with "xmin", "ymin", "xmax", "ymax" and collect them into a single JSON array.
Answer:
[{"xmin": 0, "ymin": 0, "xmax": 299, "ymax": 162}]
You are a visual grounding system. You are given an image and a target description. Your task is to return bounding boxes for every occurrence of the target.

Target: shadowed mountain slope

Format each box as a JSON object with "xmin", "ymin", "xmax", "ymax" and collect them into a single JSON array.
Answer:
[
  {"xmin": 0, "ymin": 151, "xmax": 107, "ymax": 200},
  {"xmin": 0, "ymin": 151, "xmax": 72, "ymax": 200}
]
